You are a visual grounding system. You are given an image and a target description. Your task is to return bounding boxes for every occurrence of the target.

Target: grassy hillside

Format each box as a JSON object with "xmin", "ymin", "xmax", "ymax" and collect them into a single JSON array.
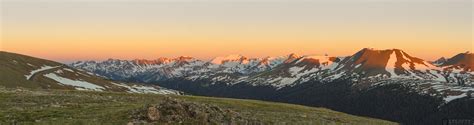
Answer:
[
  {"xmin": 0, "ymin": 51, "xmax": 119, "ymax": 90},
  {"xmin": 0, "ymin": 87, "xmax": 396, "ymax": 124},
  {"xmin": 0, "ymin": 51, "xmax": 62, "ymax": 89},
  {"xmin": 0, "ymin": 51, "xmax": 179, "ymax": 94}
]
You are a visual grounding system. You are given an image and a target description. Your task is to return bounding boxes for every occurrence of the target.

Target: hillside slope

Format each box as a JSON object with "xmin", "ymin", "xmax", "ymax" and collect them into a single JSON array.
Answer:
[
  {"xmin": 0, "ymin": 51, "xmax": 179, "ymax": 94},
  {"xmin": 0, "ymin": 87, "xmax": 395, "ymax": 124}
]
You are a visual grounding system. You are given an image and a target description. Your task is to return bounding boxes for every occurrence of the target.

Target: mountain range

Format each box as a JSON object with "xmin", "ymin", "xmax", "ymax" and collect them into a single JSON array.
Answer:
[
  {"xmin": 70, "ymin": 48, "xmax": 474, "ymax": 124},
  {"xmin": 1, "ymin": 48, "xmax": 472, "ymax": 124},
  {"xmin": 71, "ymin": 48, "xmax": 473, "ymax": 100}
]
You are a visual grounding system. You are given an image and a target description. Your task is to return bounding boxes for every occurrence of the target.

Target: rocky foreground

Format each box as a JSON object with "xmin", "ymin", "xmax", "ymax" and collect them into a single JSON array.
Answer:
[
  {"xmin": 0, "ymin": 87, "xmax": 395, "ymax": 124},
  {"xmin": 130, "ymin": 97, "xmax": 245, "ymax": 124}
]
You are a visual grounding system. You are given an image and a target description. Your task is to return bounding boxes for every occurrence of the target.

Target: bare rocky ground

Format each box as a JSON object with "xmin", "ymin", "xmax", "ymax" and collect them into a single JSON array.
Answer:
[{"xmin": 130, "ymin": 97, "xmax": 248, "ymax": 124}]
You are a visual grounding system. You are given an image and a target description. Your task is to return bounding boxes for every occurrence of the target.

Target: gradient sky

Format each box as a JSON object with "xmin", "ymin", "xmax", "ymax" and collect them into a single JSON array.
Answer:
[{"xmin": 1, "ymin": 0, "xmax": 472, "ymax": 63}]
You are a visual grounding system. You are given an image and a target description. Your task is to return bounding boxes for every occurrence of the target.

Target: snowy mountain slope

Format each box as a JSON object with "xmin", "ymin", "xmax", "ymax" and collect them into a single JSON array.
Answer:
[
  {"xmin": 242, "ymin": 49, "xmax": 471, "ymax": 89},
  {"xmin": 438, "ymin": 52, "xmax": 474, "ymax": 71},
  {"xmin": 328, "ymin": 49, "xmax": 448, "ymax": 82},
  {"xmin": 244, "ymin": 55, "xmax": 342, "ymax": 88},
  {"xmin": 72, "ymin": 49, "xmax": 473, "ymax": 85},
  {"xmin": 71, "ymin": 54, "xmax": 300, "ymax": 84},
  {"xmin": 70, "ymin": 48, "xmax": 473, "ymax": 100},
  {"xmin": 0, "ymin": 51, "xmax": 181, "ymax": 95},
  {"xmin": 432, "ymin": 57, "xmax": 447, "ymax": 66}
]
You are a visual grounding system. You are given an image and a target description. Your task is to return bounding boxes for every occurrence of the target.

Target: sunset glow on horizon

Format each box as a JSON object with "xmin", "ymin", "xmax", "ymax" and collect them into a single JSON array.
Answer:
[{"xmin": 1, "ymin": 0, "xmax": 472, "ymax": 63}]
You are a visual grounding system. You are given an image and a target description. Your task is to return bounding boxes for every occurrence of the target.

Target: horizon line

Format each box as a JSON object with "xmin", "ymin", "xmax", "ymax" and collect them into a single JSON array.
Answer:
[{"xmin": 2, "ymin": 48, "xmax": 470, "ymax": 64}]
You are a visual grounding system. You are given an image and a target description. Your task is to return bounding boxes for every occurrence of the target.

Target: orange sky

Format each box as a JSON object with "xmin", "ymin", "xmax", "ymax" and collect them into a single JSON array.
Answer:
[{"xmin": 1, "ymin": 0, "xmax": 472, "ymax": 63}]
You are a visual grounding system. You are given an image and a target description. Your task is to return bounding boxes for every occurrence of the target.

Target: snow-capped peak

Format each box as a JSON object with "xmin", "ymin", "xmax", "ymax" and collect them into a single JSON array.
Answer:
[
  {"xmin": 439, "ymin": 52, "xmax": 474, "ymax": 71},
  {"xmin": 284, "ymin": 53, "xmax": 301, "ymax": 63},
  {"xmin": 432, "ymin": 57, "xmax": 447, "ymax": 66},
  {"xmin": 258, "ymin": 56, "xmax": 286, "ymax": 66},
  {"xmin": 328, "ymin": 48, "xmax": 448, "ymax": 82},
  {"xmin": 70, "ymin": 48, "xmax": 473, "ymax": 90},
  {"xmin": 130, "ymin": 56, "xmax": 197, "ymax": 66},
  {"xmin": 133, "ymin": 58, "xmax": 172, "ymax": 65},
  {"xmin": 210, "ymin": 54, "xmax": 248, "ymax": 64},
  {"xmin": 296, "ymin": 55, "xmax": 331, "ymax": 63}
]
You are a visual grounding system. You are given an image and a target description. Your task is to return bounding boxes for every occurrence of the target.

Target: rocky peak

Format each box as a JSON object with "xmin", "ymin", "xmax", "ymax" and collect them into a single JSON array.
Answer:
[
  {"xmin": 210, "ymin": 55, "xmax": 249, "ymax": 64},
  {"xmin": 441, "ymin": 52, "xmax": 474, "ymax": 71},
  {"xmin": 284, "ymin": 53, "xmax": 301, "ymax": 63}
]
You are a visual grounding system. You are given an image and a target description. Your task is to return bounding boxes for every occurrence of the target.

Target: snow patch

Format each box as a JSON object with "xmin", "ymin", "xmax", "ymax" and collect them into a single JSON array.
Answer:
[
  {"xmin": 25, "ymin": 65, "xmax": 60, "ymax": 80},
  {"xmin": 444, "ymin": 93, "xmax": 466, "ymax": 103},
  {"xmin": 430, "ymin": 70, "xmax": 447, "ymax": 82},
  {"xmin": 385, "ymin": 52, "xmax": 398, "ymax": 77},
  {"xmin": 413, "ymin": 62, "xmax": 431, "ymax": 71},
  {"xmin": 354, "ymin": 64, "xmax": 362, "ymax": 68},
  {"xmin": 331, "ymin": 72, "xmax": 346, "ymax": 80},
  {"xmin": 55, "ymin": 70, "xmax": 64, "ymax": 74},
  {"xmin": 289, "ymin": 67, "xmax": 304, "ymax": 74},
  {"xmin": 110, "ymin": 82, "xmax": 179, "ymax": 94},
  {"xmin": 278, "ymin": 77, "xmax": 299, "ymax": 87},
  {"xmin": 63, "ymin": 68, "xmax": 75, "ymax": 72},
  {"xmin": 27, "ymin": 63, "xmax": 34, "ymax": 67},
  {"xmin": 44, "ymin": 73, "xmax": 105, "ymax": 91},
  {"xmin": 272, "ymin": 67, "xmax": 320, "ymax": 89}
]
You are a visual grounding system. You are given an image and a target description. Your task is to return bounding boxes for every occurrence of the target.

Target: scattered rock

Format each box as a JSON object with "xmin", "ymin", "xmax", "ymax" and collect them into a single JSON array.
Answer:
[
  {"xmin": 131, "ymin": 97, "xmax": 244, "ymax": 124},
  {"xmin": 147, "ymin": 106, "xmax": 160, "ymax": 121}
]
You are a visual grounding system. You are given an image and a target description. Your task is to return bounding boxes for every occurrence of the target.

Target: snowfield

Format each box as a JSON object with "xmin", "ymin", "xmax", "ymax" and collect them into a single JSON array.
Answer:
[
  {"xmin": 110, "ymin": 82, "xmax": 180, "ymax": 95},
  {"xmin": 44, "ymin": 73, "xmax": 105, "ymax": 91},
  {"xmin": 25, "ymin": 65, "xmax": 60, "ymax": 80}
]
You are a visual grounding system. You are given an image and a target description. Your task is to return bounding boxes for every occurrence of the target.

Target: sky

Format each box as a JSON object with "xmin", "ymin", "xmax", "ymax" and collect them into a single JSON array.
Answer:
[{"xmin": 0, "ymin": 0, "xmax": 472, "ymax": 63}]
